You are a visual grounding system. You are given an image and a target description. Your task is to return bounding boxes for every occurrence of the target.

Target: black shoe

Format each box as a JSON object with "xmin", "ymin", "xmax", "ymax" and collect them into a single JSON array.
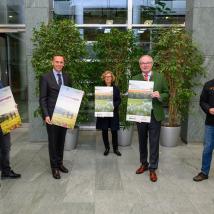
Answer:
[
  {"xmin": 193, "ymin": 172, "xmax": 208, "ymax": 182},
  {"xmin": 59, "ymin": 165, "xmax": 69, "ymax": 173},
  {"xmin": 52, "ymin": 169, "xmax": 61, "ymax": 179},
  {"xmin": 114, "ymin": 150, "xmax": 122, "ymax": 156},
  {"xmin": 104, "ymin": 148, "xmax": 110, "ymax": 156},
  {"xmin": 1, "ymin": 170, "xmax": 21, "ymax": 180}
]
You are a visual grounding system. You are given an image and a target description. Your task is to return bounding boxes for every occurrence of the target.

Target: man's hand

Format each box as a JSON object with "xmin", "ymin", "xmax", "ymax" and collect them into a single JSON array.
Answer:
[
  {"xmin": 209, "ymin": 108, "xmax": 214, "ymax": 115},
  {"xmin": 151, "ymin": 91, "xmax": 160, "ymax": 99},
  {"xmin": 45, "ymin": 116, "xmax": 52, "ymax": 124}
]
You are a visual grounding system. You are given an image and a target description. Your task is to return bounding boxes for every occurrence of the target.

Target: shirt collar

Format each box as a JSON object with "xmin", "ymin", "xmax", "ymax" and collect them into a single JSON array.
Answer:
[
  {"xmin": 53, "ymin": 69, "xmax": 62, "ymax": 75},
  {"xmin": 142, "ymin": 71, "xmax": 152, "ymax": 77}
]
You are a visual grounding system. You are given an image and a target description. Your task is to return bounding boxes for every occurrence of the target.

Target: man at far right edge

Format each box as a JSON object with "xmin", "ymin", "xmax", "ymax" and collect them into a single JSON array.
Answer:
[
  {"xmin": 133, "ymin": 55, "xmax": 169, "ymax": 182},
  {"xmin": 193, "ymin": 79, "xmax": 214, "ymax": 182}
]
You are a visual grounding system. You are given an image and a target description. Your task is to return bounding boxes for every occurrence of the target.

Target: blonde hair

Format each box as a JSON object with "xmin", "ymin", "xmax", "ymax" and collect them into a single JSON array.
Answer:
[{"xmin": 101, "ymin": 70, "xmax": 115, "ymax": 83}]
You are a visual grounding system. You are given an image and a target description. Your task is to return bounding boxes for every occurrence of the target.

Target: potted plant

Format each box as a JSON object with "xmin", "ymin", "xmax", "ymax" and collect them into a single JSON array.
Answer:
[
  {"xmin": 152, "ymin": 27, "xmax": 205, "ymax": 146},
  {"xmin": 93, "ymin": 29, "xmax": 141, "ymax": 146},
  {"xmin": 31, "ymin": 19, "xmax": 89, "ymax": 150}
]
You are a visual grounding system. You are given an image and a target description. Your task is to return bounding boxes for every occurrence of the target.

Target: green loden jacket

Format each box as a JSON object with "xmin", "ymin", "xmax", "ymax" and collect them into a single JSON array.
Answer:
[{"xmin": 132, "ymin": 71, "xmax": 169, "ymax": 122}]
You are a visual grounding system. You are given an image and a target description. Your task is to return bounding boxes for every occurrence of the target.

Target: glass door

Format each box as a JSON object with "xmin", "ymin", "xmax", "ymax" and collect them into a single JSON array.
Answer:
[
  {"xmin": 0, "ymin": 34, "xmax": 9, "ymax": 85},
  {"xmin": 0, "ymin": 32, "xmax": 28, "ymax": 122}
]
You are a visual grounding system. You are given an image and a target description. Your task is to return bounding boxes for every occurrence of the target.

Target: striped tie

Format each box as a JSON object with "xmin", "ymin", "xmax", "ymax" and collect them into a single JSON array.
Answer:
[{"xmin": 144, "ymin": 74, "xmax": 149, "ymax": 81}]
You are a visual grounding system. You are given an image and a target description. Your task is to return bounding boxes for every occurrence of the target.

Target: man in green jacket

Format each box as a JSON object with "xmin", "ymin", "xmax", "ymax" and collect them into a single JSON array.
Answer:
[{"xmin": 133, "ymin": 55, "xmax": 168, "ymax": 182}]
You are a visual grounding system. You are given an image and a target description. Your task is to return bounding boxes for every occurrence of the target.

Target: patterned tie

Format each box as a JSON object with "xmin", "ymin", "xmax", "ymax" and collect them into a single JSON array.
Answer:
[
  {"xmin": 57, "ymin": 73, "xmax": 62, "ymax": 86},
  {"xmin": 144, "ymin": 73, "xmax": 149, "ymax": 81}
]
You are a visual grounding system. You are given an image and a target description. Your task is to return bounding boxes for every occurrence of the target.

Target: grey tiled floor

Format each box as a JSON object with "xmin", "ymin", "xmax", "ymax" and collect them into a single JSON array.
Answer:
[{"xmin": 1, "ymin": 127, "xmax": 214, "ymax": 214}]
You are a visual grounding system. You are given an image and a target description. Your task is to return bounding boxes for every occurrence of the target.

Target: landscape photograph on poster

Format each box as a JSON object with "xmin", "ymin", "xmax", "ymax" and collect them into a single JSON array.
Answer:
[
  {"xmin": 0, "ymin": 111, "xmax": 21, "ymax": 135},
  {"xmin": 0, "ymin": 86, "xmax": 21, "ymax": 135},
  {"xmin": 95, "ymin": 86, "xmax": 113, "ymax": 117},
  {"xmin": 51, "ymin": 86, "xmax": 84, "ymax": 128},
  {"xmin": 126, "ymin": 80, "xmax": 154, "ymax": 123}
]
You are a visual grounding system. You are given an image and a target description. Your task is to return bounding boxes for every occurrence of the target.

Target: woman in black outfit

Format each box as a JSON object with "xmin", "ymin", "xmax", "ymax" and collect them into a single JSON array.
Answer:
[{"xmin": 96, "ymin": 71, "xmax": 122, "ymax": 156}]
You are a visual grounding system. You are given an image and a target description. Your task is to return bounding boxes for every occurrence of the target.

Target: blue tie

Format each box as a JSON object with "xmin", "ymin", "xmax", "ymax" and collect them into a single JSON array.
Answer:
[{"xmin": 57, "ymin": 74, "xmax": 62, "ymax": 86}]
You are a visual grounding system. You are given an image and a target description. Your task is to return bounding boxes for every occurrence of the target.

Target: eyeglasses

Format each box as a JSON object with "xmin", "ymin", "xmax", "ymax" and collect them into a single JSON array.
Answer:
[{"xmin": 139, "ymin": 62, "xmax": 153, "ymax": 65}]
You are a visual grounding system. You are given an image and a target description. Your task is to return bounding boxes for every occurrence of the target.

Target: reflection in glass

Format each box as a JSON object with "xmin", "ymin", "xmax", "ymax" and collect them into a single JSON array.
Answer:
[
  {"xmin": 9, "ymin": 33, "xmax": 28, "ymax": 122},
  {"xmin": 80, "ymin": 27, "xmax": 127, "ymax": 58},
  {"xmin": 0, "ymin": 0, "xmax": 24, "ymax": 24},
  {"xmin": 84, "ymin": 8, "xmax": 127, "ymax": 24},
  {"xmin": 133, "ymin": 0, "xmax": 186, "ymax": 24},
  {"xmin": 53, "ymin": 0, "xmax": 127, "ymax": 24},
  {"xmin": 0, "ymin": 33, "xmax": 28, "ymax": 122},
  {"xmin": 83, "ymin": 27, "xmax": 126, "ymax": 41},
  {"xmin": 133, "ymin": 28, "xmax": 151, "ymax": 52}
]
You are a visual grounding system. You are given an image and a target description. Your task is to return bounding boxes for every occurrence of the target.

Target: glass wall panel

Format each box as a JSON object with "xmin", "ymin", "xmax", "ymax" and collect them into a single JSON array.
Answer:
[
  {"xmin": 133, "ymin": 0, "xmax": 186, "ymax": 24},
  {"xmin": 8, "ymin": 33, "xmax": 28, "ymax": 122},
  {"xmin": 83, "ymin": 27, "xmax": 127, "ymax": 41},
  {"xmin": 0, "ymin": 0, "xmax": 25, "ymax": 24},
  {"xmin": 0, "ymin": 33, "xmax": 28, "ymax": 122},
  {"xmin": 54, "ymin": 0, "xmax": 128, "ymax": 24},
  {"xmin": 132, "ymin": 28, "xmax": 151, "ymax": 52}
]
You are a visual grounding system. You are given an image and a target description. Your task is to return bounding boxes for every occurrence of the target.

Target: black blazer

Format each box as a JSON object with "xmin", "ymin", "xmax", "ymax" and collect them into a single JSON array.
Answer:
[
  {"xmin": 96, "ymin": 85, "xmax": 121, "ymax": 131},
  {"xmin": 39, "ymin": 71, "xmax": 70, "ymax": 119},
  {"xmin": 200, "ymin": 79, "xmax": 214, "ymax": 126},
  {"xmin": 0, "ymin": 81, "xmax": 7, "ymax": 136},
  {"xmin": 0, "ymin": 80, "xmax": 3, "ymax": 89}
]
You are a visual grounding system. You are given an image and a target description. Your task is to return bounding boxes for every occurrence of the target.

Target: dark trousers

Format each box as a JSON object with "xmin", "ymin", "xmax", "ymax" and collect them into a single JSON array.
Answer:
[
  {"xmin": 0, "ymin": 133, "xmax": 11, "ymax": 173},
  {"xmin": 46, "ymin": 124, "xmax": 67, "ymax": 169},
  {"xmin": 102, "ymin": 130, "xmax": 118, "ymax": 151},
  {"xmin": 136, "ymin": 112, "xmax": 161, "ymax": 170}
]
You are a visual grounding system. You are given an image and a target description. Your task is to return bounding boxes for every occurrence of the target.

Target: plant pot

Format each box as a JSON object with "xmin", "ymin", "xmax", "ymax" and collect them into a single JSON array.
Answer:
[
  {"xmin": 118, "ymin": 126, "xmax": 134, "ymax": 146},
  {"xmin": 160, "ymin": 126, "xmax": 181, "ymax": 147},
  {"xmin": 64, "ymin": 127, "xmax": 79, "ymax": 150}
]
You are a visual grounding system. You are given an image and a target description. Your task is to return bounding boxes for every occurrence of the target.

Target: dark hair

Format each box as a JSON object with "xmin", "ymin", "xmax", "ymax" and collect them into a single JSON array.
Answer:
[{"xmin": 52, "ymin": 55, "xmax": 65, "ymax": 61}]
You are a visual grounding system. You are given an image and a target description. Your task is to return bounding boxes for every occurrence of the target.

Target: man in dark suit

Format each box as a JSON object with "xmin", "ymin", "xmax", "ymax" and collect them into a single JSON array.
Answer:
[
  {"xmin": 132, "ymin": 55, "xmax": 169, "ymax": 182},
  {"xmin": 39, "ymin": 55, "xmax": 70, "ymax": 179},
  {"xmin": 0, "ymin": 80, "xmax": 21, "ymax": 179}
]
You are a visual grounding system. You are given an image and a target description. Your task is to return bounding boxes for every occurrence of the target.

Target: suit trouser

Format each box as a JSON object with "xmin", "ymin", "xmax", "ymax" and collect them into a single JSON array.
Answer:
[
  {"xmin": 102, "ymin": 130, "xmax": 118, "ymax": 151},
  {"xmin": 136, "ymin": 112, "xmax": 161, "ymax": 170},
  {"xmin": 46, "ymin": 124, "xmax": 67, "ymax": 169},
  {"xmin": 0, "ymin": 133, "xmax": 11, "ymax": 173}
]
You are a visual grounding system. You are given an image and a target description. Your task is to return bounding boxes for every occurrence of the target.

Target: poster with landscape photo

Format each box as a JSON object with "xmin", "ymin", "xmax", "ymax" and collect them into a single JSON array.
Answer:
[
  {"xmin": 0, "ymin": 86, "xmax": 21, "ymax": 135},
  {"xmin": 95, "ymin": 86, "xmax": 113, "ymax": 117},
  {"xmin": 126, "ymin": 80, "xmax": 154, "ymax": 123},
  {"xmin": 51, "ymin": 86, "xmax": 84, "ymax": 129}
]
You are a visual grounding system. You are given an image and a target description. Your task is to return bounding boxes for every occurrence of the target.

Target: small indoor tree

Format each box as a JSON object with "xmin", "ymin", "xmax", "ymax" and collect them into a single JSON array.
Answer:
[
  {"xmin": 31, "ymin": 19, "xmax": 89, "ymax": 123},
  {"xmin": 93, "ymin": 29, "xmax": 142, "ymax": 128},
  {"xmin": 152, "ymin": 27, "xmax": 205, "ymax": 127}
]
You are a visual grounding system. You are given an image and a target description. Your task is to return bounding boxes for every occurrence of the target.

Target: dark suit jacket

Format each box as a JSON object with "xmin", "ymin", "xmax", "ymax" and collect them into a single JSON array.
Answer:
[
  {"xmin": 39, "ymin": 71, "xmax": 70, "ymax": 119},
  {"xmin": 132, "ymin": 71, "xmax": 169, "ymax": 122},
  {"xmin": 96, "ymin": 85, "xmax": 121, "ymax": 131},
  {"xmin": 0, "ymin": 80, "xmax": 3, "ymax": 89},
  {"xmin": 200, "ymin": 79, "xmax": 214, "ymax": 126},
  {"xmin": 0, "ymin": 81, "xmax": 6, "ymax": 136}
]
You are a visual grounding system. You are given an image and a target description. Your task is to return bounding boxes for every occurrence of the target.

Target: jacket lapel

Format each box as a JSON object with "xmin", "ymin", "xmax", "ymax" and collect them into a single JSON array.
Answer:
[
  {"xmin": 50, "ymin": 71, "xmax": 60, "ymax": 88},
  {"xmin": 62, "ymin": 73, "xmax": 68, "ymax": 86}
]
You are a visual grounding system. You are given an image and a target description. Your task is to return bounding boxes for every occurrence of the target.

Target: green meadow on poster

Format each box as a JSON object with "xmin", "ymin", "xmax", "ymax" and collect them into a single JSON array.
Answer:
[
  {"xmin": 95, "ymin": 86, "xmax": 113, "ymax": 117},
  {"xmin": 126, "ymin": 80, "xmax": 154, "ymax": 123}
]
